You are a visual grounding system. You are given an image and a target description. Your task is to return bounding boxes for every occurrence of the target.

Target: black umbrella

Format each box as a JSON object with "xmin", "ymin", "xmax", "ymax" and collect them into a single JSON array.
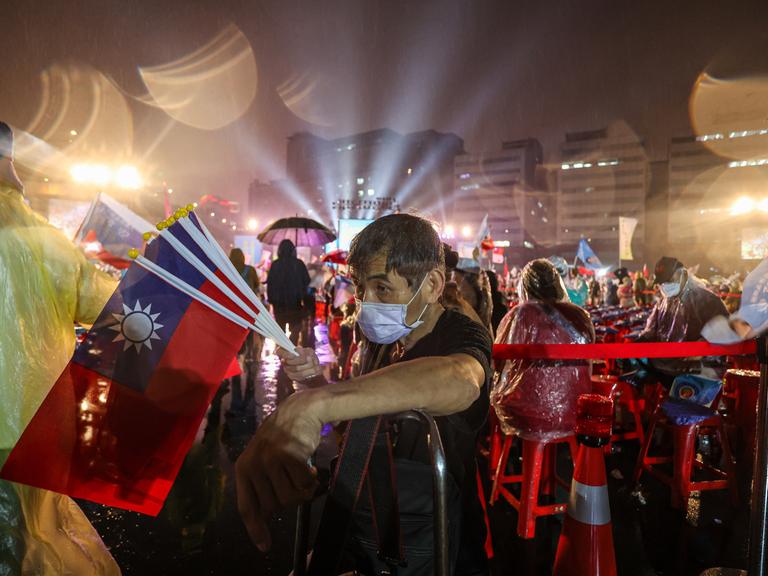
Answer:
[{"xmin": 258, "ymin": 217, "xmax": 337, "ymax": 247}]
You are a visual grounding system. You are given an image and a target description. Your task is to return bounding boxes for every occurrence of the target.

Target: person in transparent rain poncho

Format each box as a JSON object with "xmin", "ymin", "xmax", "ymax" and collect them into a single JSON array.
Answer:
[
  {"xmin": 492, "ymin": 259, "xmax": 595, "ymax": 441},
  {"xmin": 635, "ymin": 256, "xmax": 728, "ymax": 381},
  {"xmin": 0, "ymin": 122, "xmax": 120, "ymax": 575}
]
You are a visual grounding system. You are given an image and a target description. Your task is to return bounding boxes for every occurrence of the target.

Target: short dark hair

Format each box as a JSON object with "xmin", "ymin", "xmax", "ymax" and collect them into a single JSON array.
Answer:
[
  {"xmin": 0, "ymin": 122, "xmax": 13, "ymax": 159},
  {"xmin": 443, "ymin": 242, "xmax": 459, "ymax": 271},
  {"xmin": 348, "ymin": 213, "xmax": 444, "ymax": 288}
]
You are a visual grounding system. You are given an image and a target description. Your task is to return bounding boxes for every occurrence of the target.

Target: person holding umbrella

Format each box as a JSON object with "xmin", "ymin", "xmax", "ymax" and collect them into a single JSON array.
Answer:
[{"xmin": 267, "ymin": 239, "xmax": 311, "ymax": 345}]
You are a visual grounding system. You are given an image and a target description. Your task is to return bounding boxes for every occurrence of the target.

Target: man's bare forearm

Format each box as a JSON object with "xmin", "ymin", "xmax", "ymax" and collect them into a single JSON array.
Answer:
[{"xmin": 304, "ymin": 354, "xmax": 483, "ymax": 425}]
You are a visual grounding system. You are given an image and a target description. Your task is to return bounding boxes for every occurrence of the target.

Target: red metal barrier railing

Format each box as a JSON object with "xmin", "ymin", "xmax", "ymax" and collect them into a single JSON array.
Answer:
[{"xmin": 492, "ymin": 340, "xmax": 756, "ymax": 361}]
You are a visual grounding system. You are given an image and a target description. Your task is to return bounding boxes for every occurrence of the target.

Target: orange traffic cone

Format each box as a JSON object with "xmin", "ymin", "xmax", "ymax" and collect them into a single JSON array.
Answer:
[{"xmin": 553, "ymin": 394, "xmax": 617, "ymax": 576}]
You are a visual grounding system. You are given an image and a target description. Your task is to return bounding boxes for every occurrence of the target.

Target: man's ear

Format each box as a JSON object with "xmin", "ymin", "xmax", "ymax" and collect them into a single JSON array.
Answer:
[{"xmin": 425, "ymin": 268, "xmax": 446, "ymax": 303}]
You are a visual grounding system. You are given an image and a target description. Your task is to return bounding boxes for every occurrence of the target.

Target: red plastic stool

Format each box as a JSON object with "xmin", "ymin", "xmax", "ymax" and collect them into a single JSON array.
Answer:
[
  {"xmin": 490, "ymin": 434, "xmax": 578, "ymax": 539},
  {"xmin": 633, "ymin": 404, "xmax": 738, "ymax": 509},
  {"xmin": 724, "ymin": 369, "xmax": 760, "ymax": 472},
  {"xmin": 590, "ymin": 375, "xmax": 645, "ymax": 448},
  {"xmin": 475, "ymin": 467, "xmax": 494, "ymax": 559},
  {"xmin": 486, "ymin": 410, "xmax": 504, "ymax": 478}
]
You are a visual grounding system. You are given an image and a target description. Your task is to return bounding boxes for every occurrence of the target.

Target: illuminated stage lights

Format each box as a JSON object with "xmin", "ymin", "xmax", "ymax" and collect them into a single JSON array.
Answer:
[
  {"xmin": 331, "ymin": 197, "xmax": 400, "ymax": 212},
  {"xmin": 70, "ymin": 163, "xmax": 144, "ymax": 189},
  {"xmin": 730, "ymin": 196, "xmax": 768, "ymax": 216}
]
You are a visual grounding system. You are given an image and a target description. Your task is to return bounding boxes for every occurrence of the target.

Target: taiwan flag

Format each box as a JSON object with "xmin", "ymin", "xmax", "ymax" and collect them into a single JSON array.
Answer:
[{"xmin": 0, "ymin": 220, "xmax": 250, "ymax": 515}]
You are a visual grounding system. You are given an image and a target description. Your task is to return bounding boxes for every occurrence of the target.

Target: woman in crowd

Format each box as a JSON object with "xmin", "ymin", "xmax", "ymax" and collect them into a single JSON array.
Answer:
[
  {"xmin": 453, "ymin": 258, "xmax": 494, "ymax": 335},
  {"xmin": 229, "ymin": 248, "xmax": 264, "ymax": 363},
  {"xmin": 604, "ymin": 278, "xmax": 620, "ymax": 306},
  {"xmin": 565, "ymin": 268, "xmax": 589, "ymax": 307},
  {"xmin": 589, "ymin": 276, "xmax": 602, "ymax": 306},
  {"xmin": 492, "ymin": 259, "xmax": 594, "ymax": 441},
  {"xmin": 486, "ymin": 270, "xmax": 509, "ymax": 333},
  {"xmin": 633, "ymin": 272, "xmax": 649, "ymax": 307},
  {"xmin": 618, "ymin": 276, "xmax": 634, "ymax": 308}
]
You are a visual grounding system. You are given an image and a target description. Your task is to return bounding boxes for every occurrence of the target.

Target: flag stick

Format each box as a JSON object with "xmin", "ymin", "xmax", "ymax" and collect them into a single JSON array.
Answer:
[
  {"xmin": 158, "ymin": 229, "xmax": 258, "ymax": 321},
  {"xmin": 176, "ymin": 215, "xmax": 296, "ymax": 353},
  {"xmin": 132, "ymin": 254, "xmax": 297, "ymax": 354},
  {"xmin": 166, "ymin": 222, "xmax": 292, "ymax": 351},
  {"xmin": 182, "ymin": 214, "xmax": 296, "ymax": 351},
  {"xmin": 132, "ymin": 254, "xmax": 253, "ymax": 332}
]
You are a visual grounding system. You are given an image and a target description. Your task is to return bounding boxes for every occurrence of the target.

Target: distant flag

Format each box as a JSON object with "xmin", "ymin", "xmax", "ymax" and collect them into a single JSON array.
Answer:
[
  {"xmin": 333, "ymin": 276, "xmax": 355, "ymax": 309},
  {"xmin": 1, "ymin": 207, "xmax": 296, "ymax": 515},
  {"xmin": 475, "ymin": 214, "xmax": 493, "ymax": 251},
  {"xmin": 75, "ymin": 193, "xmax": 154, "ymax": 262},
  {"xmin": 618, "ymin": 216, "xmax": 638, "ymax": 261},
  {"xmin": 575, "ymin": 238, "xmax": 603, "ymax": 270},
  {"xmin": 81, "ymin": 230, "xmax": 132, "ymax": 269}
]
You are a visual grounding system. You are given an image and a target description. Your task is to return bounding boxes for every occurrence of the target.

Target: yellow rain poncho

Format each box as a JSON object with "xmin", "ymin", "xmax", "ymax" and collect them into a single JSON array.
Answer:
[{"xmin": 0, "ymin": 182, "xmax": 121, "ymax": 575}]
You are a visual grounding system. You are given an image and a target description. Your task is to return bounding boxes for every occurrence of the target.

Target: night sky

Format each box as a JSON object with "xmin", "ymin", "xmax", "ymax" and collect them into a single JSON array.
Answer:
[{"xmin": 2, "ymin": 0, "xmax": 768, "ymax": 207}]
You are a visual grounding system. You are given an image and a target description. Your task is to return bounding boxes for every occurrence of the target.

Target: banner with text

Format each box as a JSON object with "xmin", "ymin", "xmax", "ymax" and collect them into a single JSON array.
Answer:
[{"xmin": 619, "ymin": 216, "xmax": 638, "ymax": 261}]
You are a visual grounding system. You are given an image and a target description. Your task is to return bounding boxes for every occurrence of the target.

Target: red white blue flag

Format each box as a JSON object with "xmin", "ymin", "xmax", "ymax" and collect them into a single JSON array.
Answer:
[{"xmin": 0, "ymin": 209, "xmax": 293, "ymax": 515}]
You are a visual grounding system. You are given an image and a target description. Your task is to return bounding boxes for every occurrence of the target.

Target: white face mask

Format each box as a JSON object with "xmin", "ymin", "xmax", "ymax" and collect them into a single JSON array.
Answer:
[
  {"xmin": 660, "ymin": 282, "xmax": 681, "ymax": 298},
  {"xmin": 355, "ymin": 276, "xmax": 429, "ymax": 344}
]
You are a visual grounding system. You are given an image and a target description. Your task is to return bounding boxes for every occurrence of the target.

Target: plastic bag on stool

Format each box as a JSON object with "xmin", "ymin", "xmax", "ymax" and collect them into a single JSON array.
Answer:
[{"xmin": 492, "ymin": 302, "xmax": 595, "ymax": 441}]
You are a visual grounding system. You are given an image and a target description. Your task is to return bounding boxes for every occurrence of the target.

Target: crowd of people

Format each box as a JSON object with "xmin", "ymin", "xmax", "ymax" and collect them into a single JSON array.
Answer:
[
  {"xmin": 235, "ymin": 213, "xmax": 761, "ymax": 575},
  {"xmin": 1, "ymin": 114, "xmax": 766, "ymax": 576}
]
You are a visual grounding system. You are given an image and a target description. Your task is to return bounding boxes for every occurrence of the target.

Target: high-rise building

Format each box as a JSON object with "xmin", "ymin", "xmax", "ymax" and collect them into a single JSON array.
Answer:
[
  {"xmin": 557, "ymin": 128, "xmax": 648, "ymax": 258},
  {"xmin": 668, "ymin": 130, "xmax": 768, "ymax": 267},
  {"xmin": 285, "ymin": 128, "xmax": 464, "ymax": 225},
  {"xmin": 452, "ymin": 139, "xmax": 552, "ymax": 245}
]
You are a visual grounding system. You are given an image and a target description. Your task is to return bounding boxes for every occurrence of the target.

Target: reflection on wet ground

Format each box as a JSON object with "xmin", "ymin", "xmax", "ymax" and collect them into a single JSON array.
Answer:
[{"xmin": 80, "ymin": 339, "xmax": 751, "ymax": 575}]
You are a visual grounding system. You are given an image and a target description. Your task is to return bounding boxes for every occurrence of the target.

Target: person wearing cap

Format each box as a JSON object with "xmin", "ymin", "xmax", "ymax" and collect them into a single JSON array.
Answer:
[
  {"xmin": 492, "ymin": 259, "xmax": 595, "ymax": 441},
  {"xmin": 0, "ymin": 122, "xmax": 120, "ymax": 573},
  {"xmin": 637, "ymin": 256, "xmax": 727, "ymax": 343},
  {"xmin": 634, "ymin": 256, "xmax": 728, "ymax": 381}
]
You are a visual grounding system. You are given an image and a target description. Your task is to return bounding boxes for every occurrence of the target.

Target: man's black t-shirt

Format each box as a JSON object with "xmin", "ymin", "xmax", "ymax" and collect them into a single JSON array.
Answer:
[{"xmin": 346, "ymin": 309, "xmax": 492, "ymax": 575}]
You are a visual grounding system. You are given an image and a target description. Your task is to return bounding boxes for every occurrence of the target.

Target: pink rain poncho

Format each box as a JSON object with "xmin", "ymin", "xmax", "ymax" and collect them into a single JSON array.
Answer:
[{"xmin": 492, "ymin": 259, "xmax": 595, "ymax": 440}]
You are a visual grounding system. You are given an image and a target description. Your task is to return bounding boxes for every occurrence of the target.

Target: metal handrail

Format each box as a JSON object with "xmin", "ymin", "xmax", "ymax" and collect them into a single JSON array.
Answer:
[
  {"xmin": 750, "ymin": 335, "xmax": 768, "ymax": 575},
  {"xmin": 292, "ymin": 409, "xmax": 450, "ymax": 576},
  {"xmin": 394, "ymin": 409, "xmax": 450, "ymax": 576}
]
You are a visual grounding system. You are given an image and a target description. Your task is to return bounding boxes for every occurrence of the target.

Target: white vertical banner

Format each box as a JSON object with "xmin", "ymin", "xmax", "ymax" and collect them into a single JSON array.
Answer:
[{"xmin": 619, "ymin": 217, "xmax": 638, "ymax": 261}]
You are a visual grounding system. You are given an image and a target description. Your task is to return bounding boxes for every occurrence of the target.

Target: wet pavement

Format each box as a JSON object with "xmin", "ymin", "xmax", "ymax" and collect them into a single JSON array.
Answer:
[{"xmin": 80, "ymin": 339, "xmax": 752, "ymax": 575}]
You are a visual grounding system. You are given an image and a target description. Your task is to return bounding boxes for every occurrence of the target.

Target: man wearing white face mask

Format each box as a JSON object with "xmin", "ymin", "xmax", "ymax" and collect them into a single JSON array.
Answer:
[
  {"xmin": 236, "ymin": 214, "xmax": 492, "ymax": 575},
  {"xmin": 636, "ymin": 256, "xmax": 727, "ymax": 344}
]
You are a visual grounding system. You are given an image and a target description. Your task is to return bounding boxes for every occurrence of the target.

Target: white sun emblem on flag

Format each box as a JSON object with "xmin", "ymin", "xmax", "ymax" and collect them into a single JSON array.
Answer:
[{"xmin": 109, "ymin": 300, "xmax": 164, "ymax": 353}]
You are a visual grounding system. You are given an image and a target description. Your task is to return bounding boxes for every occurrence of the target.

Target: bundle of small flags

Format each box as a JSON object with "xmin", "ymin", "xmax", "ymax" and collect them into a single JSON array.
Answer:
[{"xmin": 1, "ymin": 206, "xmax": 295, "ymax": 515}]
